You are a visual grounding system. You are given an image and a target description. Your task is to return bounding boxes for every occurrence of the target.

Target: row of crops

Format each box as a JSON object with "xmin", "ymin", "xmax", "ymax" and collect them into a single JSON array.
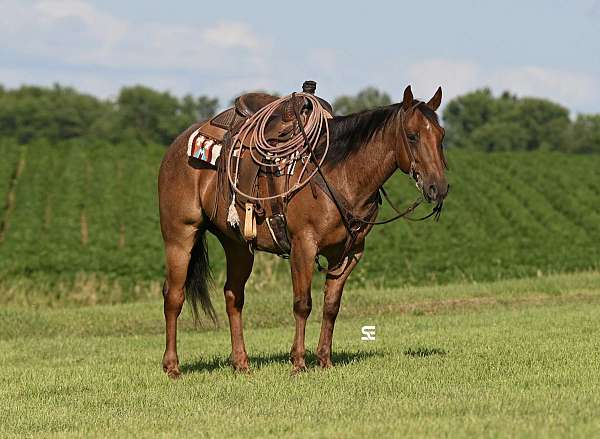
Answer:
[
  {"xmin": 0, "ymin": 140, "xmax": 599, "ymax": 299},
  {"xmin": 0, "ymin": 141, "xmax": 164, "ymax": 284}
]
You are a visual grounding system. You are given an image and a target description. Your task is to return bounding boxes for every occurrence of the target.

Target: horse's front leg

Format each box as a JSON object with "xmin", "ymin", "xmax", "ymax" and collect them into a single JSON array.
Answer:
[
  {"xmin": 289, "ymin": 237, "xmax": 317, "ymax": 374},
  {"xmin": 316, "ymin": 246, "xmax": 363, "ymax": 368},
  {"xmin": 222, "ymin": 238, "xmax": 254, "ymax": 372}
]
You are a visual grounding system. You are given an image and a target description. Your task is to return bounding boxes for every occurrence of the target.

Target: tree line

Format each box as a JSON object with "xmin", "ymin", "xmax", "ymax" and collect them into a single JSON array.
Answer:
[
  {"xmin": 0, "ymin": 84, "xmax": 218, "ymax": 146},
  {"xmin": 0, "ymin": 83, "xmax": 598, "ymax": 153}
]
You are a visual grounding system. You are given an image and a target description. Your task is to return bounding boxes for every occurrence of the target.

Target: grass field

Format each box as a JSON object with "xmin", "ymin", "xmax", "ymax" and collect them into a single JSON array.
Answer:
[
  {"xmin": 1, "ymin": 140, "xmax": 599, "ymax": 305},
  {"xmin": 3, "ymin": 271, "xmax": 600, "ymax": 438}
]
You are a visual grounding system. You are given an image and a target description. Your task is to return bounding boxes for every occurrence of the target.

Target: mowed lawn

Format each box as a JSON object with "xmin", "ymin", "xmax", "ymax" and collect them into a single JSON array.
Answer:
[{"xmin": 2, "ymin": 272, "xmax": 600, "ymax": 438}]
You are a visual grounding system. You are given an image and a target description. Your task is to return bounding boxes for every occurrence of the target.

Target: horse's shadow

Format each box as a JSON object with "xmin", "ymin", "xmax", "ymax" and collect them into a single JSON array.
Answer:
[{"xmin": 180, "ymin": 349, "xmax": 382, "ymax": 375}]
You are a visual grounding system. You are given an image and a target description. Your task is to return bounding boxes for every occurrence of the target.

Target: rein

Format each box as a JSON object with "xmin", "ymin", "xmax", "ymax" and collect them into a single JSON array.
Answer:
[
  {"xmin": 382, "ymin": 187, "xmax": 444, "ymax": 221},
  {"xmin": 367, "ymin": 187, "xmax": 444, "ymax": 225}
]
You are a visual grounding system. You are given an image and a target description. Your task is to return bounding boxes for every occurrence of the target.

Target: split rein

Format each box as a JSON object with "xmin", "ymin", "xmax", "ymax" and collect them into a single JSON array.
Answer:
[{"xmin": 366, "ymin": 188, "xmax": 444, "ymax": 225}]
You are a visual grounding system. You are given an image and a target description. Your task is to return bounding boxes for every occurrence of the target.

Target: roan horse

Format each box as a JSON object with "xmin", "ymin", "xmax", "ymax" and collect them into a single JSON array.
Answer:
[{"xmin": 158, "ymin": 85, "xmax": 449, "ymax": 378}]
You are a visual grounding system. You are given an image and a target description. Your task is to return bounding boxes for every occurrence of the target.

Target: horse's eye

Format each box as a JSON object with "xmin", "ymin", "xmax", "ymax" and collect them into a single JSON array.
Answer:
[{"xmin": 407, "ymin": 133, "xmax": 419, "ymax": 143}]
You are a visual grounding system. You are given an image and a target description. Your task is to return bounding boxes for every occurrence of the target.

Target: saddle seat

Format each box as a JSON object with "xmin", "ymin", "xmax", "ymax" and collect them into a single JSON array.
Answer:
[
  {"xmin": 235, "ymin": 93, "xmax": 279, "ymax": 117},
  {"xmin": 236, "ymin": 92, "xmax": 333, "ymax": 119}
]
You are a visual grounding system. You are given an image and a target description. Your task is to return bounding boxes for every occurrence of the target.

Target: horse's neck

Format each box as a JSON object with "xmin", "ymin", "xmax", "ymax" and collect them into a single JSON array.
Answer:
[{"xmin": 327, "ymin": 122, "xmax": 402, "ymax": 208}]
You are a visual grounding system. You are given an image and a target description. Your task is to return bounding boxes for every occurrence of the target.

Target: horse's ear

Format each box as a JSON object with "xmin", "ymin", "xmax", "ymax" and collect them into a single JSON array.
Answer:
[
  {"xmin": 427, "ymin": 86, "xmax": 442, "ymax": 111},
  {"xmin": 402, "ymin": 85, "xmax": 414, "ymax": 111}
]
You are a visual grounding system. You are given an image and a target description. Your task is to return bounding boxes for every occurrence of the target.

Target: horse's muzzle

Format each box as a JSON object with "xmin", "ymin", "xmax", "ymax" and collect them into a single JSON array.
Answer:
[{"xmin": 424, "ymin": 181, "xmax": 449, "ymax": 203}]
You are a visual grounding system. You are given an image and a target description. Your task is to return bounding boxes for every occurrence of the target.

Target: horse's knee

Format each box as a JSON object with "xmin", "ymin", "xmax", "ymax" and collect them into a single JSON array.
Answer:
[
  {"xmin": 293, "ymin": 296, "xmax": 312, "ymax": 319},
  {"xmin": 224, "ymin": 288, "xmax": 245, "ymax": 313},
  {"xmin": 323, "ymin": 296, "xmax": 341, "ymax": 320}
]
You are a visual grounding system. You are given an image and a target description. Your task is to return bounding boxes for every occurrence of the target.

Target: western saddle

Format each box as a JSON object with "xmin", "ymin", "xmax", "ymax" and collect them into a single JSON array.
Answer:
[
  {"xmin": 193, "ymin": 81, "xmax": 332, "ymax": 254},
  {"xmin": 196, "ymin": 81, "xmax": 332, "ymax": 146}
]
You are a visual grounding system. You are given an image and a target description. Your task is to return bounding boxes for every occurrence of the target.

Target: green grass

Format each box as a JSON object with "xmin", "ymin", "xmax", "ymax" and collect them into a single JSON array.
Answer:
[{"xmin": 2, "ymin": 272, "xmax": 600, "ymax": 438}]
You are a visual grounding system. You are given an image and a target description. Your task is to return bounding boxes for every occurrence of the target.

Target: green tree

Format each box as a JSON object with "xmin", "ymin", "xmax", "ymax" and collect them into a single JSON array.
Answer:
[
  {"xmin": 116, "ymin": 86, "xmax": 218, "ymax": 144},
  {"xmin": 0, "ymin": 83, "xmax": 219, "ymax": 145},
  {"xmin": 571, "ymin": 114, "xmax": 600, "ymax": 153},
  {"xmin": 443, "ymin": 89, "xmax": 571, "ymax": 152},
  {"xmin": 442, "ymin": 88, "xmax": 499, "ymax": 148},
  {"xmin": 469, "ymin": 121, "xmax": 529, "ymax": 151},
  {"xmin": 116, "ymin": 86, "xmax": 182, "ymax": 144},
  {"xmin": 180, "ymin": 95, "xmax": 219, "ymax": 122},
  {"xmin": 332, "ymin": 87, "xmax": 392, "ymax": 115},
  {"xmin": 506, "ymin": 98, "xmax": 569, "ymax": 151},
  {"xmin": 0, "ymin": 84, "xmax": 108, "ymax": 144}
]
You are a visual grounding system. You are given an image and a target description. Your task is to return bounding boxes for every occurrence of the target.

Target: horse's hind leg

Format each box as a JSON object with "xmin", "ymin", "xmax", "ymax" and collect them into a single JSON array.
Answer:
[
  {"xmin": 161, "ymin": 225, "xmax": 197, "ymax": 379},
  {"xmin": 316, "ymin": 247, "xmax": 363, "ymax": 368},
  {"xmin": 221, "ymin": 238, "xmax": 254, "ymax": 372}
]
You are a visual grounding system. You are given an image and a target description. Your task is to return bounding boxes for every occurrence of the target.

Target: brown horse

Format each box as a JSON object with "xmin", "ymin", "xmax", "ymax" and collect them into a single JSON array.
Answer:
[{"xmin": 158, "ymin": 85, "xmax": 449, "ymax": 378}]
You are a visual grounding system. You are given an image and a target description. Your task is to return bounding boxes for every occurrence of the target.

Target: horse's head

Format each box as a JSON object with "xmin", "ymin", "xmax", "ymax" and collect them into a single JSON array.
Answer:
[{"xmin": 399, "ymin": 86, "xmax": 449, "ymax": 203}]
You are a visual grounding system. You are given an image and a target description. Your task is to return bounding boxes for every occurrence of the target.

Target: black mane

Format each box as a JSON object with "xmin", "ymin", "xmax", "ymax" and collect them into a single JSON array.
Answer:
[{"xmin": 320, "ymin": 101, "xmax": 439, "ymax": 166}]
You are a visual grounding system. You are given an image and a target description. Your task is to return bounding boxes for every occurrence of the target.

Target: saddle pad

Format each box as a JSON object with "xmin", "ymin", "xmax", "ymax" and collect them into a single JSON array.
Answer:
[{"xmin": 187, "ymin": 127, "xmax": 223, "ymax": 166}]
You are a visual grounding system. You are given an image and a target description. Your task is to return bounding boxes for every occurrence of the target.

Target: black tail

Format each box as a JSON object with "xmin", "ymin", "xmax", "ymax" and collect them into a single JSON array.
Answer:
[{"xmin": 185, "ymin": 230, "xmax": 217, "ymax": 325}]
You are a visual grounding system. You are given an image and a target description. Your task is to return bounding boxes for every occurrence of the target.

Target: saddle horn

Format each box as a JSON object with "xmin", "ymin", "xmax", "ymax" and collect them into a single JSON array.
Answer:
[{"xmin": 302, "ymin": 80, "xmax": 317, "ymax": 94}]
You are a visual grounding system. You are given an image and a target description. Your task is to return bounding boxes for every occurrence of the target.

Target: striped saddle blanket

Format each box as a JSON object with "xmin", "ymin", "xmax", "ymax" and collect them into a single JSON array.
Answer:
[{"xmin": 186, "ymin": 127, "xmax": 223, "ymax": 166}]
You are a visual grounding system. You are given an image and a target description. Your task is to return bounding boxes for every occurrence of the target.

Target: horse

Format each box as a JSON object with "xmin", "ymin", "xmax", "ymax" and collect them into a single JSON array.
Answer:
[{"xmin": 158, "ymin": 85, "xmax": 449, "ymax": 378}]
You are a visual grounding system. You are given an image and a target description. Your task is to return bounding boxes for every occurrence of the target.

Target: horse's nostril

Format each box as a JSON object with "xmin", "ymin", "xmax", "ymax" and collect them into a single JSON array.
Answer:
[{"xmin": 429, "ymin": 185, "xmax": 437, "ymax": 198}]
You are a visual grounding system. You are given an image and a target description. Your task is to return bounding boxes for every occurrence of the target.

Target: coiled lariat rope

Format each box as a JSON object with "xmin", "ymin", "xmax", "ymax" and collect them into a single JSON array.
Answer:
[{"xmin": 227, "ymin": 92, "xmax": 330, "ymax": 204}]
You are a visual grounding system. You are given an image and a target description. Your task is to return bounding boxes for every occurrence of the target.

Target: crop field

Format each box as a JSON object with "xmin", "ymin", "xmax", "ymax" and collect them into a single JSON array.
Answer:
[
  {"xmin": 2, "ymin": 271, "xmax": 600, "ymax": 438},
  {"xmin": 0, "ymin": 140, "xmax": 599, "ymax": 305}
]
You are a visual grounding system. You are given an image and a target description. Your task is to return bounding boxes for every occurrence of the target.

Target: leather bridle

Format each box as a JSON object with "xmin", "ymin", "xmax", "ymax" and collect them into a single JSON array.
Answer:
[{"xmin": 352, "ymin": 102, "xmax": 445, "ymax": 226}]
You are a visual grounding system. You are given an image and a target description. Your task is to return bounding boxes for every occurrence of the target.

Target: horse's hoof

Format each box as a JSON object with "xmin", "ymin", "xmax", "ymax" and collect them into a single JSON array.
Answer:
[
  {"xmin": 232, "ymin": 362, "xmax": 251, "ymax": 374},
  {"xmin": 230, "ymin": 353, "xmax": 250, "ymax": 373},
  {"xmin": 317, "ymin": 352, "xmax": 333, "ymax": 369},
  {"xmin": 164, "ymin": 367, "xmax": 181, "ymax": 380},
  {"xmin": 163, "ymin": 357, "xmax": 181, "ymax": 379},
  {"xmin": 291, "ymin": 364, "xmax": 307, "ymax": 375},
  {"xmin": 319, "ymin": 360, "xmax": 334, "ymax": 369}
]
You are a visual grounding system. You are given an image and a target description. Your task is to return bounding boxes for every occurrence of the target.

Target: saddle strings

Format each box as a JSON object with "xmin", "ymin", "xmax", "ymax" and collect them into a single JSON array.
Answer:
[{"xmin": 227, "ymin": 93, "xmax": 331, "ymax": 202}]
